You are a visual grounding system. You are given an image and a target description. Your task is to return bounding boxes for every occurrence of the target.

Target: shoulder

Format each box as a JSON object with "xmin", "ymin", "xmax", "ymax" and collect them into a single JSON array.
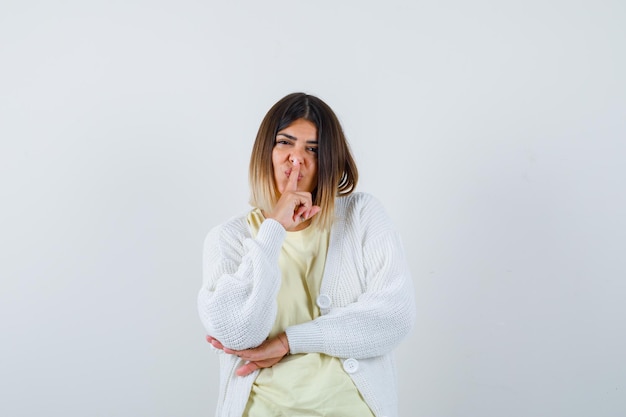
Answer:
[
  {"xmin": 336, "ymin": 192, "xmax": 389, "ymax": 219},
  {"xmin": 336, "ymin": 192, "xmax": 398, "ymax": 239},
  {"xmin": 204, "ymin": 212, "xmax": 251, "ymax": 249},
  {"xmin": 337, "ymin": 191, "xmax": 378, "ymax": 208}
]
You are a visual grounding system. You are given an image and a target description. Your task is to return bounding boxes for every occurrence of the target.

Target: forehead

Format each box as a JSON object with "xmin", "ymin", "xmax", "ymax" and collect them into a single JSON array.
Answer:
[{"xmin": 277, "ymin": 118, "xmax": 317, "ymax": 137}]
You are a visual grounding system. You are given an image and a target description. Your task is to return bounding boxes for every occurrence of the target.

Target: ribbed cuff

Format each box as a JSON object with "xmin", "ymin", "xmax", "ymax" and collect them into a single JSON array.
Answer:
[
  {"xmin": 255, "ymin": 218, "xmax": 286, "ymax": 260},
  {"xmin": 285, "ymin": 321, "xmax": 325, "ymax": 354}
]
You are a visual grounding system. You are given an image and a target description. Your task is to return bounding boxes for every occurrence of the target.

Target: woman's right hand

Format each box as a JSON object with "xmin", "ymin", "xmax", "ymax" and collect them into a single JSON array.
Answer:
[
  {"xmin": 206, "ymin": 334, "xmax": 290, "ymax": 377},
  {"xmin": 266, "ymin": 161, "xmax": 320, "ymax": 231}
]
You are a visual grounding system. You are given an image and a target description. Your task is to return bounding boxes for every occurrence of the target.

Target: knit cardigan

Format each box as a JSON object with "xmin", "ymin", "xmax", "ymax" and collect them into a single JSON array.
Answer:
[{"xmin": 198, "ymin": 192, "xmax": 416, "ymax": 417}]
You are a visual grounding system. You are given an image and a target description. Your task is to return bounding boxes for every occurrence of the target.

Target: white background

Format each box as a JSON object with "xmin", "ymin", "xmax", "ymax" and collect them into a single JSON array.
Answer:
[{"xmin": 1, "ymin": 1, "xmax": 625, "ymax": 416}]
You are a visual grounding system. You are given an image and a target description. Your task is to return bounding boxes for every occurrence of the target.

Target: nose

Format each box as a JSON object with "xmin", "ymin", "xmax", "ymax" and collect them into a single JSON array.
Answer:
[{"xmin": 289, "ymin": 148, "xmax": 305, "ymax": 164}]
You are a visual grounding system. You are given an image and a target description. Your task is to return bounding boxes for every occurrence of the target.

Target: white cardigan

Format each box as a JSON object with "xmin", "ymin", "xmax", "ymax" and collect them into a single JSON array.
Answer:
[{"xmin": 198, "ymin": 192, "xmax": 416, "ymax": 417}]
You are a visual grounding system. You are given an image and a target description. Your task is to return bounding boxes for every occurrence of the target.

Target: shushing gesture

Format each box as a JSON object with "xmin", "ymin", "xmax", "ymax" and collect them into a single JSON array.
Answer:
[{"xmin": 267, "ymin": 159, "xmax": 320, "ymax": 231}]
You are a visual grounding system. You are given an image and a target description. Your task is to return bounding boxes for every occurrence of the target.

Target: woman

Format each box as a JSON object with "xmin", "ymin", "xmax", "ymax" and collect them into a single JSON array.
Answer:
[{"xmin": 198, "ymin": 93, "xmax": 416, "ymax": 417}]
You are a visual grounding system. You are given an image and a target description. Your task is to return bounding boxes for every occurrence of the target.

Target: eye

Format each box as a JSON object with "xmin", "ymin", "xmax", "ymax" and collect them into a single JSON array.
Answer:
[
  {"xmin": 307, "ymin": 147, "xmax": 319, "ymax": 154},
  {"xmin": 275, "ymin": 139, "xmax": 291, "ymax": 146}
]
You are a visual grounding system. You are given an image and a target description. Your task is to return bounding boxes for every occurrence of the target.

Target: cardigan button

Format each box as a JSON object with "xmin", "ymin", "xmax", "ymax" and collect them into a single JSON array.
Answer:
[
  {"xmin": 343, "ymin": 358, "xmax": 359, "ymax": 374},
  {"xmin": 316, "ymin": 294, "xmax": 332, "ymax": 309}
]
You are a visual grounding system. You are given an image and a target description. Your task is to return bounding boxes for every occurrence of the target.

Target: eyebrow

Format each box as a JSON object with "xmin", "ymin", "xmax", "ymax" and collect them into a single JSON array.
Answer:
[{"xmin": 276, "ymin": 133, "xmax": 318, "ymax": 144}]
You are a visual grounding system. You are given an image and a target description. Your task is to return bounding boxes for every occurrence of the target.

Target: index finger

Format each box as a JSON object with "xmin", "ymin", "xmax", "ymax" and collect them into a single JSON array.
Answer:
[{"xmin": 285, "ymin": 160, "xmax": 300, "ymax": 192}]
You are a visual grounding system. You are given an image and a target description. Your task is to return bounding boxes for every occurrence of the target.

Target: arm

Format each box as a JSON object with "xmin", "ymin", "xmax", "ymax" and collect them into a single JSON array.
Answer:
[
  {"xmin": 197, "ymin": 217, "xmax": 286, "ymax": 350},
  {"xmin": 198, "ymin": 161, "xmax": 320, "ymax": 352},
  {"xmin": 286, "ymin": 195, "xmax": 417, "ymax": 359},
  {"xmin": 220, "ymin": 219, "xmax": 413, "ymax": 377},
  {"xmin": 207, "ymin": 333, "xmax": 290, "ymax": 377}
]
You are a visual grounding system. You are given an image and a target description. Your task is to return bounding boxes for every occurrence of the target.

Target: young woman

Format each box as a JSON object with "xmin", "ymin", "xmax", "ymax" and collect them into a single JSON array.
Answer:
[{"xmin": 198, "ymin": 93, "xmax": 416, "ymax": 417}]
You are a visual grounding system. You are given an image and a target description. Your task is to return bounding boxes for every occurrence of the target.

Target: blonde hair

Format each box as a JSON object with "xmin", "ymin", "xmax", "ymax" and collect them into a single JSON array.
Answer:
[{"xmin": 249, "ymin": 93, "xmax": 358, "ymax": 230}]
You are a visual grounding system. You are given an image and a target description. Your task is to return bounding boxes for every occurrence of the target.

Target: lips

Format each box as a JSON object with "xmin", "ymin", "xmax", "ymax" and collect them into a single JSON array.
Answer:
[{"xmin": 285, "ymin": 169, "xmax": 303, "ymax": 180}]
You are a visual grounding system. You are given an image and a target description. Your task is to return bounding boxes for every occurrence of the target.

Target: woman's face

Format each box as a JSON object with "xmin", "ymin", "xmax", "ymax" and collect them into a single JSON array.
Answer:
[{"xmin": 272, "ymin": 118, "xmax": 318, "ymax": 195}]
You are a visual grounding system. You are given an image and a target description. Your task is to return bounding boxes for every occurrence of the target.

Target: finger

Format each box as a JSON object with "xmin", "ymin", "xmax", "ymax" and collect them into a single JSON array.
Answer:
[
  {"xmin": 293, "ymin": 204, "xmax": 308, "ymax": 222},
  {"xmin": 235, "ymin": 348, "xmax": 260, "ymax": 361},
  {"xmin": 296, "ymin": 204, "xmax": 321, "ymax": 222},
  {"xmin": 305, "ymin": 205, "xmax": 321, "ymax": 220},
  {"xmin": 207, "ymin": 336, "xmax": 225, "ymax": 350},
  {"xmin": 236, "ymin": 361, "xmax": 259, "ymax": 377},
  {"xmin": 285, "ymin": 160, "xmax": 300, "ymax": 192}
]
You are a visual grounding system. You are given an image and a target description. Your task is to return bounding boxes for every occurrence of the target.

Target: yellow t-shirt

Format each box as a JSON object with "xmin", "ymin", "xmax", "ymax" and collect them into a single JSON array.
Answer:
[{"xmin": 244, "ymin": 209, "xmax": 375, "ymax": 417}]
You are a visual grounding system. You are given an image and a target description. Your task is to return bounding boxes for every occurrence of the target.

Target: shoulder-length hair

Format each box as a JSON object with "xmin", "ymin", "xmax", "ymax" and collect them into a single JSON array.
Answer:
[{"xmin": 249, "ymin": 92, "xmax": 358, "ymax": 230}]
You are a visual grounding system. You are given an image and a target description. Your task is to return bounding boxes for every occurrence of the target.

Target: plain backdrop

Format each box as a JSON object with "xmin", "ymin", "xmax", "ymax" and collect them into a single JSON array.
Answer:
[{"xmin": 1, "ymin": 1, "xmax": 625, "ymax": 416}]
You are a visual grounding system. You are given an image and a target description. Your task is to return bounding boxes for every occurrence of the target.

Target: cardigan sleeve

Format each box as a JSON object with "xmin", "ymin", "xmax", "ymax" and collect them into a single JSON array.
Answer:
[
  {"xmin": 285, "ymin": 194, "xmax": 416, "ymax": 359},
  {"xmin": 197, "ymin": 217, "xmax": 287, "ymax": 351}
]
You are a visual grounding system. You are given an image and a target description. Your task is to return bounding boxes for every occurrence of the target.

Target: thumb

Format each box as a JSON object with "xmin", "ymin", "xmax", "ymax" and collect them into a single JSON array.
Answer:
[{"xmin": 236, "ymin": 361, "xmax": 259, "ymax": 377}]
